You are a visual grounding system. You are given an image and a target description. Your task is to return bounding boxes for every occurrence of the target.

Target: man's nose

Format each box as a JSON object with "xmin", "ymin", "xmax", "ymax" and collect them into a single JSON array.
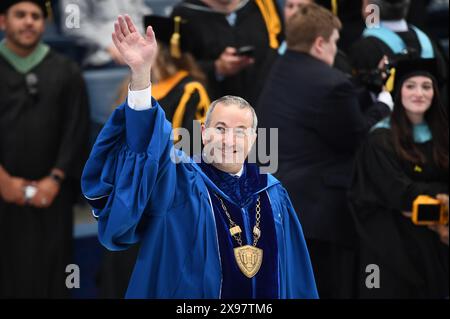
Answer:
[
  {"xmin": 24, "ymin": 14, "xmax": 35, "ymax": 25},
  {"xmin": 222, "ymin": 129, "xmax": 235, "ymax": 146}
]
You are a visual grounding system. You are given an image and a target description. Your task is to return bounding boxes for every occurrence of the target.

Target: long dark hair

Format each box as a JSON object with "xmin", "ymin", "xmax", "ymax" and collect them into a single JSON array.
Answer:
[
  {"xmin": 390, "ymin": 79, "xmax": 448, "ymax": 170},
  {"xmin": 155, "ymin": 43, "xmax": 207, "ymax": 85}
]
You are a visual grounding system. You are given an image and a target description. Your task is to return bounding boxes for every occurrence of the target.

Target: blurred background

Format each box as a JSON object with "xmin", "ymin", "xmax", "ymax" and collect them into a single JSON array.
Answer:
[{"xmin": 0, "ymin": 0, "xmax": 448, "ymax": 299}]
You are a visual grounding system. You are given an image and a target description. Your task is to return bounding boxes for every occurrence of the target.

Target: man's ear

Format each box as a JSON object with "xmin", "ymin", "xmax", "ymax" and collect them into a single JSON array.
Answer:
[
  {"xmin": 313, "ymin": 36, "xmax": 325, "ymax": 55},
  {"xmin": 251, "ymin": 131, "xmax": 257, "ymax": 147},
  {"xmin": 246, "ymin": 130, "xmax": 257, "ymax": 149},
  {"xmin": 201, "ymin": 124, "xmax": 206, "ymax": 145}
]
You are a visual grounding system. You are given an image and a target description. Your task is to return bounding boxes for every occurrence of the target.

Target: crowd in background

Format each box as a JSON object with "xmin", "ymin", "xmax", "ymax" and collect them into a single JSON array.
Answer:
[{"xmin": 0, "ymin": 0, "xmax": 448, "ymax": 299}]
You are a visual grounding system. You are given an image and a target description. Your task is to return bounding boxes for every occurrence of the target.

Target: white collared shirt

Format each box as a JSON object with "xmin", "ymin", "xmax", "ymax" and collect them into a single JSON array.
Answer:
[
  {"xmin": 230, "ymin": 166, "xmax": 244, "ymax": 178},
  {"xmin": 380, "ymin": 19, "xmax": 409, "ymax": 32}
]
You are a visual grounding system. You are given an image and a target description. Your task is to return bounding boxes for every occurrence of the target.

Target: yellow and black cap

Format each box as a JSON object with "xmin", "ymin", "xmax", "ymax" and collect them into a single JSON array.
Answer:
[{"xmin": 144, "ymin": 15, "xmax": 192, "ymax": 59}]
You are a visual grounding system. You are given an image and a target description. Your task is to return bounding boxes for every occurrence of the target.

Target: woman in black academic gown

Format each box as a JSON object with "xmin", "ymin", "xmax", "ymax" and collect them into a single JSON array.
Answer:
[{"xmin": 348, "ymin": 58, "xmax": 448, "ymax": 299}]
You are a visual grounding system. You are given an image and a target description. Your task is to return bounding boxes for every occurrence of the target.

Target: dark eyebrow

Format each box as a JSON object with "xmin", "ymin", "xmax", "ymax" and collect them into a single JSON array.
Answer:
[
  {"xmin": 214, "ymin": 122, "xmax": 228, "ymax": 127},
  {"xmin": 14, "ymin": 9, "xmax": 41, "ymax": 17},
  {"xmin": 214, "ymin": 122, "xmax": 250, "ymax": 130},
  {"xmin": 405, "ymin": 79, "xmax": 433, "ymax": 85}
]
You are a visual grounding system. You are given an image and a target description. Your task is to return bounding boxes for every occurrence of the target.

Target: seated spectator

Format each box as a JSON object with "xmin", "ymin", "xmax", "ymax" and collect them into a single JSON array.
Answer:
[{"xmin": 349, "ymin": 58, "xmax": 448, "ymax": 298}]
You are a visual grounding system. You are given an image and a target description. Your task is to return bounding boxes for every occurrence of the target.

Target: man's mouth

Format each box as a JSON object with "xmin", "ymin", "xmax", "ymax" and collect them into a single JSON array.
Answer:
[
  {"xmin": 221, "ymin": 149, "xmax": 237, "ymax": 154},
  {"xmin": 20, "ymin": 30, "xmax": 36, "ymax": 36}
]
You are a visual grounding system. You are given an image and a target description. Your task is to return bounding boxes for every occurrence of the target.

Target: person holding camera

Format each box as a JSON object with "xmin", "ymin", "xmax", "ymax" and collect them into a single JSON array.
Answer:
[
  {"xmin": 350, "ymin": 0, "xmax": 447, "ymax": 98},
  {"xmin": 348, "ymin": 58, "xmax": 448, "ymax": 298},
  {"xmin": 429, "ymin": 194, "xmax": 449, "ymax": 245}
]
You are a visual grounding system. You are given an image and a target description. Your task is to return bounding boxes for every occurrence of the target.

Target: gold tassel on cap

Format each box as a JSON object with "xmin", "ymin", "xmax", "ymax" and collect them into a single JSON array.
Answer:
[
  {"xmin": 45, "ymin": 0, "xmax": 53, "ymax": 22},
  {"xmin": 170, "ymin": 16, "xmax": 182, "ymax": 59},
  {"xmin": 386, "ymin": 67, "xmax": 396, "ymax": 93},
  {"xmin": 331, "ymin": 0, "xmax": 338, "ymax": 16}
]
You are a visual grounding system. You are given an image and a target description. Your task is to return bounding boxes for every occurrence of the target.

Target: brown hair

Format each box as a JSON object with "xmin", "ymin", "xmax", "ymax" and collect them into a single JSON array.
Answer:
[
  {"xmin": 286, "ymin": 3, "xmax": 341, "ymax": 52},
  {"xmin": 391, "ymin": 79, "xmax": 448, "ymax": 170}
]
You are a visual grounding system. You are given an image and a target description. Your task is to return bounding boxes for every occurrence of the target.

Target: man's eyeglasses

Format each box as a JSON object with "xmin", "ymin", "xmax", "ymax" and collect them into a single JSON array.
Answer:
[{"xmin": 212, "ymin": 126, "xmax": 255, "ymax": 138}]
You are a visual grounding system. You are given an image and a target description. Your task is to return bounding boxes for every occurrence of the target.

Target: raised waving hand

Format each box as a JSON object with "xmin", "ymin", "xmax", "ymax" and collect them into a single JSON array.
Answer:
[{"xmin": 112, "ymin": 15, "xmax": 157, "ymax": 90}]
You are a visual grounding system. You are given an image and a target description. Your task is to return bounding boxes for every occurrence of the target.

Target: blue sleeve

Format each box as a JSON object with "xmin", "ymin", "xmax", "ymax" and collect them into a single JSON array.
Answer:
[
  {"xmin": 271, "ymin": 185, "xmax": 319, "ymax": 299},
  {"xmin": 81, "ymin": 98, "xmax": 178, "ymax": 251}
]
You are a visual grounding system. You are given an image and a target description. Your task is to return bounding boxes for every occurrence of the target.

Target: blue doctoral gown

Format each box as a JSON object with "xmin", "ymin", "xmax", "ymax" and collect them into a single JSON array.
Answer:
[{"xmin": 81, "ymin": 99, "xmax": 318, "ymax": 299}]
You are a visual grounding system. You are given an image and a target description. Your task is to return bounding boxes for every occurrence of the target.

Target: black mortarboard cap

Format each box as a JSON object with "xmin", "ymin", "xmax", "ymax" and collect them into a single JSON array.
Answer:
[
  {"xmin": 391, "ymin": 58, "xmax": 440, "ymax": 93},
  {"xmin": 0, "ymin": 0, "xmax": 52, "ymax": 18},
  {"xmin": 144, "ymin": 15, "xmax": 192, "ymax": 59}
]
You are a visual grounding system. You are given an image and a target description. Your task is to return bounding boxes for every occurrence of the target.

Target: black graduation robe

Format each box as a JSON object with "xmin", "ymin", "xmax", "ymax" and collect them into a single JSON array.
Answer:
[
  {"xmin": 154, "ymin": 71, "xmax": 210, "ymax": 140},
  {"xmin": 171, "ymin": 0, "xmax": 283, "ymax": 107},
  {"xmin": 348, "ymin": 125, "xmax": 448, "ymax": 298},
  {"xmin": 0, "ymin": 50, "xmax": 90, "ymax": 298}
]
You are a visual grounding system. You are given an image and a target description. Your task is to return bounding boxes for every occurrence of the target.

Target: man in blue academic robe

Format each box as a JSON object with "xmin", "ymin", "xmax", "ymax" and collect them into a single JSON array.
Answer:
[{"xmin": 81, "ymin": 15, "xmax": 318, "ymax": 299}]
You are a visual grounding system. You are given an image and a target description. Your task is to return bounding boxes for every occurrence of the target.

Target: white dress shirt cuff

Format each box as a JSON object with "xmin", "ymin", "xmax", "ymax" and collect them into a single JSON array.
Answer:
[
  {"xmin": 127, "ymin": 84, "xmax": 152, "ymax": 111},
  {"xmin": 377, "ymin": 91, "xmax": 394, "ymax": 111}
]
